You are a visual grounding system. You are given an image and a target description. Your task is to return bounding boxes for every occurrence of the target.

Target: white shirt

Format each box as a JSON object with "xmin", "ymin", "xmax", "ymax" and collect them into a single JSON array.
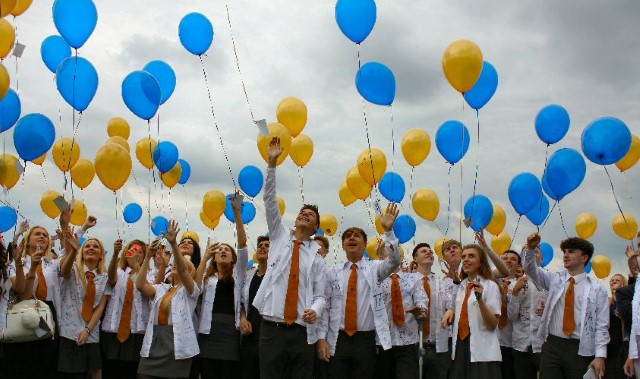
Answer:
[
  {"xmin": 9, "ymin": 255, "xmax": 62, "ymax": 310},
  {"xmin": 58, "ymin": 264, "xmax": 110, "ymax": 343},
  {"xmin": 380, "ymin": 271, "xmax": 428, "ymax": 346},
  {"xmin": 421, "ymin": 272, "xmax": 450, "ymax": 353},
  {"xmin": 252, "ymin": 167, "xmax": 326, "ymax": 343},
  {"xmin": 628, "ymin": 278, "xmax": 640, "ymax": 359},
  {"xmin": 0, "ymin": 276, "xmax": 11, "ymax": 334},
  {"xmin": 102, "ymin": 267, "xmax": 150, "ymax": 334},
  {"xmin": 498, "ymin": 277, "xmax": 516, "ymax": 347},
  {"xmin": 451, "ymin": 277, "xmax": 502, "ymax": 362},
  {"xmin": 548, "ymin": 272, "xmax": 587, "ymax": 339},
  {"xmin": 508, "ymin": 278, "xmax": 547, "ymax": 353}
]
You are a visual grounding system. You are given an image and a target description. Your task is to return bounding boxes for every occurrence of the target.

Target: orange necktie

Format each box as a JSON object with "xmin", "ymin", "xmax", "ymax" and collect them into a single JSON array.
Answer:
[
  {"xmin": 158, "ymin": 286, "xmax": 177, "ymax": 326},
  {"xmin": 458, "ymin": 282, "xmax": 475, "ymax": 340},
  {"xmin": 391, "ymin": 273, "xmax": 405, "ymax": 327},
  {"xmin": 563, "ymin": 277, "xmax": 576, "ymax": 336},
  {"xmin": 423, "ymin": 276, "xmax": 431, "ymax": 337},
  {"xmin": 117, "ymin": 272, "xmax": 135, "ymax": 342},
  {"xmin": 82, "ymin": 272, "xmax": 96, "ymax": 322},
  {"xmin": 345, "ymin": 263, "xmax": 358, "ymax": 336},
  {"xmin": 284, "ymin": 240, "xmax": 302, "ymax": 325},
  {"xmin": 498, "ymin": 280, "xmax": 511, "ymax": 329},
  {"xmin": 35, "ymin": 264, "xmax": 48, "ymax": 301}
]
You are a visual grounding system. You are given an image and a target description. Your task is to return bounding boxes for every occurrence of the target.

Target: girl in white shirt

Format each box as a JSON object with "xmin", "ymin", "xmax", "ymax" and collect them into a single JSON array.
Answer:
[
  {"xmin": 136, "ymin": 220, "xmax": 200, "ymax": 379},
  {"xmin": 102, "ymin": 239, "xmax": 149, "ymax": 379},
  {"xmin": 58, "ymin": 233, "xmax": 111, "ymax": 379},
  {"xmin": 443, "ymin": 243, "xmax": 502, "ymax": 379}
]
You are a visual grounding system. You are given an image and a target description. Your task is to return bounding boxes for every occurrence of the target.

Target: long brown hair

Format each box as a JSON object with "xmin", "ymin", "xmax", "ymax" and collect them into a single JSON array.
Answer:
[
  {"xmin": 459, "ymin": 244, "xmax": 499, "ymax": 287},
  {"xmin": 117, "ymin": 239, "xmax": 147, "ymax": 271},
  {"xmin": 204, "ymin": 243, "xmax": 237, "ymax": 282}
]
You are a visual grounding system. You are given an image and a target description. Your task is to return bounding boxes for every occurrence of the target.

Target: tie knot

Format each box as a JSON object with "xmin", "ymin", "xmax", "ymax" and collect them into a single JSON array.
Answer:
[
  {"xmin": 86, "ymin": 271, "xmax": 95, "ymax": 281},
  {"xmin": 424, "ymin": 276, "xmax": 429, "ymax": 282},
  {"xmin": 351, "ymin": 263, "xmax": 357, "ymax": 271},
  {"xmin": 466, "ymin": 282, "xmax": 475, "ymax": 291},
  {"xmin": 569, "ymin": 277, "xmax": 575, "ymax": 284},
  {"xmin": 294, "ymin": 240, "xmax": 302, "ymax": 246},
  {"xmin": 504, "ymin": 280, "xmax": 511, "ymax": 286}
]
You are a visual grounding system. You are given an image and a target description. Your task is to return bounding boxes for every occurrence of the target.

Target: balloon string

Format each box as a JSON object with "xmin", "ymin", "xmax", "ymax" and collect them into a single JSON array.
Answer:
[
  {"xmin": 444, "ymin": 165, "xmax": 453, "ymax": 237},
  {"xmin": 297, "ymin": 166, "xmax": 305, "ymax": 203},
  {"xmin": 12, "ymin": 16, "xmax": 19, "ymax": 94},
  {"xmin": 509, "ymin": 215, "xmax": 522, "ymax": 249},
  {"xmin": 356, "ymin": 44, "xmax": 379, "ymax": 195},
  {"xmin": 390, "ymin": 105, "xmax": 396, "ymax": 173},
  {"xmin": 224, "ymin": 0, "xmax": 255, "ymax": 122},
  {"xmin": 182, "ymin": 184, "xmax": 189, "ymax": 230},
  {"xmin": 147, "ymin": 120, "xmax": 153, "ymax": 243},
  {"xmin": 540, "ymin": 200, "xmax": 558, "ymax": 232},
  {"xmin": 168, "ymin": 189, "xmax": 173, "ymax": 220},
  {"xmin": 199, "ymin": 56, "xmax": 238, "ymax": 191},
  {"xmin": 120, "ymin": 189, "xmax": 125, "ymax": 236},
  {"xmin": 459, "ymin": 159, "xmax": 464, "ymax": 243},
  {"xmin": 363, "ymin": 199, "xmax": 376, "ymax": 236},
  {"xmin": 603, "ymin": 165, "xmax": 627, "ymax": 222},
  {"xmin": 41, "ymin": 166, "xmax": 50, "ymax": 190},
  {"xmin": 558, "ymin": 202, "xmax": 569, "ymax": 238},
  {"xmin": 471, "ymin": 109, "xmax": 481, "ymax": 204},
  {"xmin": 408, "ymin": 167, "xmax": 414, "ymax": 210},
  {"xmin": 71, "ymin": 51, "xmax": 78, "ymax": 139},
  {"xmin": 114, "ymin": 192, "xmax": 121, "ymax": 239},
  {"xmin": 14, "ymin": 162, "xmax": 26, "ymax": 216}
]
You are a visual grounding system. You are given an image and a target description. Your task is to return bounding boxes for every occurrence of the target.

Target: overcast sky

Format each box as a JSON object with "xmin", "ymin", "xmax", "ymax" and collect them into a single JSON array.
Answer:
[{"xmin": 2, "ymin": 0, "xmax": 639, "ymax": 283}]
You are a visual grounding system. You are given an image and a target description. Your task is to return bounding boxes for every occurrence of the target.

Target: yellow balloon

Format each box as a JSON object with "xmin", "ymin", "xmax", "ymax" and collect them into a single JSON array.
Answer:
[
  {"xmin": 289, "ymin": 134, "xmax": 314, "ymax": 167},
  {"xmin": 375, "ymin": 216, "xmax": 384, "ymax": 235},
  {"xmin": 591, "ymin": 255, "xmax": 612, "ymax": 279},
  {"xmin": 276, "ymin": 97, "xmax": 307, "ymax": 137},
  {"xmin": 257, "ymin": 122, "xmax": 292, "ymax": 166},
  {"xmin": 0, "ymin": 63, "xmax": 8, "ymax": 100},
  {"xmin": 486, "ymin": 204, "xmax": 507, "ymax": 236},
  {"xmin": 70, "ymin": 158, "xmax": 95, "ymax": 189},
  {"xmin": 252, "ymin": 252, "xmax": 258, "ymax": 262},
  {"xmin": 161, "ymin": 161, "xmax": 182, "ymax": 189},
  {"xmin": 346, "ymin": 166, "xmax": 372, "ymax": 200},
  {"xmin": 94, "ymin": 144, "xmax": 132, "ymax": 191},
  {"xmin": 320, "ymin": 214, "xmax": 338, "ymax": 236},
  {"xmin": 277, "ymin": 196, "xmax": 286, "ymax": 216},
  {"xmin": 203, "ymin": 190, "xmax": 226, "ymax": 221},
  {"xmin": 401, "ymin": 128, "xmax": 431, "ymax": 167},
  {"xmin": 357, "ymin": 147, "xmax": 387, "ymax": 186},
  {"xmin": 616, "ymin": 134, "xmax": 640, "ymax": 172},
  {"xmin": 434, "ymin": 237, "xmax": 450, "ymax": 260},
  {"xmin": 70, "ymin": 200, "xmax": 87, "ymax": 227},
  {"xmin": 442, "ymin": 39, "xmax": 483, "ymax": 93},
  {"xmin": 0, "ymin": 153, "xmax": 19, "ymax": 189},
  {"xmin": 107, "ymin": 136, "xmax": 130, "ymax": 153},
  {"xmin": 52, "ymin": 137, "xmax": 81, "ymax": 172},
  {"xmin": 10, "ymin": 0, "xmax": 31, "ymax": 16},
  {"xmin": 412, "ymin": 189, "xmax": 439, "ymax": 221},
  {"xmin": 491, "ymin": 231, "xmax": 512, "ymax": 255},
  {"xmin": 135, "ymin": 137, "xmax": 158, "ymax": 170},
  {"xmin": 40, "ymin": 190, "xmax": 62, "ymax": 219},
  {"xmin": 32, "ymin": 152, "xmax": 47, "ymax": 166},
  {"xmin": 575, "ymin": 212, "xmax": 598, "ymax": 240},
  {"xmin": 339, "ymin": 181, "xmax": 357, "ymax": 207},
  {"xmin": 0, "ymin": 0, "xmax": 16, "ymax": 18},
  {"xmin": 612, "ymin": 213, "xmax": 638, "ymax": 240},
  {"xmin": 107, "ymin": 117, "xmax": 131, "ymax": 140},
  {"xmin": 0, "ymin": 19, "xmax": 15, "ymax": 59},
  {"xmin": 200, "ymin": 209, "xmax": 220, "ymax": 230},
  {"xmin": 366, "ymin": 237, "xmax": 383, "ymax": 260}
]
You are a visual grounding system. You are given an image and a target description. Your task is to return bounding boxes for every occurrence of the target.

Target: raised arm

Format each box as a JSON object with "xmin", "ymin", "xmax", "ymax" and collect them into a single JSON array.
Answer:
[
  {"xmin": 376, "ymin": 203, "xmax": 402, "ymax": 281},
  {"xmin": 263, "ymin": 137, "xmax": 287, "ymax": 240},
  {"xmin": 476, "ymin": 231, "xmax": 509, "ymax": 279},
  {"xmin": 108, "ymin": 239, "xmax": 123, "ymax": 286},
  {"xmin": 166, "ymin": 220, "xmax": 196, "ymax": 295},
  {"xmin": 232, "ymin": 192, "xmax": 247, "ymax": 249},
  {"xmin": 196, "ymin": 241, "xmax": 218, "ymax": 287},
  {"xmin": 60, "ymin": 230, "xmax": 80, "ymax": 278},
  {"xmin": 523, "ymin": 233, "xmax": 552, "ymax": 290},
  {"xmin": 137, "ymin": 241, "xmax": 157, "ymax": 298},
  {"xmin": 474, "ymin": 281, "xmax": 500, "ymax": 330}
]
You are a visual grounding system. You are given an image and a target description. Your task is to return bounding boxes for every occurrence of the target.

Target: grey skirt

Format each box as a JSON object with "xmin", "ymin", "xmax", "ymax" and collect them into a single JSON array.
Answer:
[
  {"xmin": 138, "ymin": 325, "xmax": 192, "ymax": 378},
  {"xmin": 57, "ymin": 337, "xmax": 102, "ymax": 374},
  {"xmin": 101, "ymin": 331, "xmax": 144, "ymax": 361},
  {"xmin": 197, "ymin": 313, "xmax": 240, "ymax": 360}
]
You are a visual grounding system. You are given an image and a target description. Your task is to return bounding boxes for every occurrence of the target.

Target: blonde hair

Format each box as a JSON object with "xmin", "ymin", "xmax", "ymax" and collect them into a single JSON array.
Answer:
[
  {"xmin": 76, "ymin": 238, "xmax": 107, "ymax": 289},
  {"xmin": 117, "ymin": 240, "xmax": 147, "ymax": 271},
  {"xmin": 22, "ymin": 226, "xmax": 55, "ymax": 260},
  {"xmin": 161, "ymin": 259, "xmax": 196, "ymax": 315},
  {"xmin": 611, "ymin": 273, "xmax": 627, "ymax": 287},
  {"xmin": 204, "ymin": 243, "xmax": 236, "ymax": 282}
]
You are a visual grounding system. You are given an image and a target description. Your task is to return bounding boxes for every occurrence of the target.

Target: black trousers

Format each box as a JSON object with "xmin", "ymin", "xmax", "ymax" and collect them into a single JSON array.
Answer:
[
  {"xmin": 259, "ymin": 320, "xmax": 314, "ymax": 379},
  {"xmin": 421, "ymin": 343, "xmax": 450, "ymax": 379},
  {"xmin": 540, "ymin": 335, "xmax": 594, "ymax": 379},
  {"xmin": 313, "ymin": 341, "xmax": 329, "ymax": 379},
  {"xmin": 374, "ymin": 343, "xmax": 418, "ymax": 379},
  {"xmin": 329, "ymin": 330, "xmax": 377, "ymax": 379},
  {"xmin": 500, "ymin": 346, "xmax": 515, "ymax": 379},
  {"xmin": 512, "ymin": 348, "xmax": 541, "ymax": 379},
  {"xmin": 240, "ymin": 338, "xmax": 260, "ymax": 379}
]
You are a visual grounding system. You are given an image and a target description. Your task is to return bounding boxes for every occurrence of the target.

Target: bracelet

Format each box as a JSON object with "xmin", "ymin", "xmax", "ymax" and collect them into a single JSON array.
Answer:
[
  {"xmin": 84, "ymin": 327, "xmax": 91, "ymax": 334},
  {"xmin": 25, "ymin": 272, "xmax": 36, "ymax": 280}
]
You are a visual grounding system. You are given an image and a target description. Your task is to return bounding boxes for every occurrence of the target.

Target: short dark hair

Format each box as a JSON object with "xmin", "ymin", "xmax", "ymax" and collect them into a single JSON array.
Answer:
[
  {"xmin": 341, "ymin": 227, "xmax": 367, "ymax": 243},
  {"xmin": 314, "ymin": 235, "xmax": 329, "ymax": 249},
  {"xmin": 412, "ymin": 243, "xmax": 431, "ymax": 258},
  {"xmin": 502, "ymin": 250, "xmax": 521, "ymax": 266},
  {"xmin": 560, "ymin": 237, "xmax": 594, "ymax": 263},
  {"xmin": 300, "ymin": 204, "xmax": 320, "ymax": 228},
  {"xmin": 257, "ymin": 235, "xmax": 269, "ymax": 245}
]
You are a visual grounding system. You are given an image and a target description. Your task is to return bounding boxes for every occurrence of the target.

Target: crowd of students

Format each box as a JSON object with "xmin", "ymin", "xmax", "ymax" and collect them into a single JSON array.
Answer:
[{"xmin": 0, "ymin": 136, "xmax": 637, "ymax": 379}]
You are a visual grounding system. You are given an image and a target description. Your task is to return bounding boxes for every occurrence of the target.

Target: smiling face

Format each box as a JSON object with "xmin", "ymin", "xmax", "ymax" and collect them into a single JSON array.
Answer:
[
  {"xmin": 342, "ymin": 228, "xmax": 366, "ymax": 262},
  {"xmin": 501, "ymin": 252, "xmax": 520, "ymax": 277},
  {"xmin": 82, "ymin": 238, "xmax": 104, "ymax": 269},
  {"xmin": 443, "ymin": 244, "xmax": 461, "ymax": 267},
  {"xmin": 415, "ymin": 246, "xmax": 435, "ymax": 266},
  {"xmin": 294, "ymin": 206, "xmax": 319, "ymax": 234},
  {"xmin": 178, "ymin": 238, "xmax": 194, "ymax": 256},
  {"xmin": 610, "ymin": 274, "xmax": 625, "ymax": 291},
  {"xmin": 125, "ymin": 243, "xmax": 144, "ymax": 267},
  {"xmin": 562, "ymin": 248, "xmax": 588, "ymax": 272},
  {"xmin": 256, "ymin": 240, "xmax": 270, "ymax": 262},
  {"xmin": 461, "ymin": 248, "xmax": 482, "ymax": 277},
  {"xmin": 27, "ymin": 227, "xmax": 50, "ymax": 255}
]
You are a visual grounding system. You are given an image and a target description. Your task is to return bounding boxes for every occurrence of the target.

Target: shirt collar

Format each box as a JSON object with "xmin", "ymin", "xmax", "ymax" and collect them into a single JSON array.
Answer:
[
  {"xmin": 343, "ymin": 258, "xmax": 364, "ymax": 270},
  {"xmin": 569, "ymin": 272, "xmax": 587, "ymax": 284}
]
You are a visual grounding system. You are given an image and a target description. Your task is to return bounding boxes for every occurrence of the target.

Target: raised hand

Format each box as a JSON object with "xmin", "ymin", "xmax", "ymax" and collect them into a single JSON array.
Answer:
[
  {"xmin": 64, "ymin": 230, "xmax": 80, "ymax": 252},
  {"xmin": 441, "ymin": 258, "xmax": 460, "ymax": 283},
  {"xmin": 267, "ymin": 137, "xmax": 283, "ymax": 165},
  {"xmin": 164, "ymin": 220, "xmax": 180, "ymax": 244},
  {"xmin": 526, "ymin": 233, "xmax": 541, "ymax": 250},
  {"xmin": 16, "ymin": 220, "xmax": 29, "ymax": 237},
  {"xmin": 82, "ymin": 216, "xmax": 97, "ymax": 231},
  {"xmin": 380, "ymin": 203, "xmax": 399, "ymax": 232},
  {"xmin": 512, "ymin": 275, "xmax": 528, "ymax": 296},
  {"xmin": 147, "ymin": 239, "xmax": 161, "ymax": 259},
  {"xmin": 204, "ymin": 241, "xmax": 221, "ymax": 260},
  {"xmin": 231, "ymin": 191, "xmax": 244, "ymax": 212},
  {"xmin": 59, "ymin": 209, "xmax": 72, "ymax": 230},
  {"xmin": 475, "ymin": 230, "xmax": 487, "ymax": 248},
  {"xmin": 113, "ymin": 239, "xmax": 124, "ymax": 255}
]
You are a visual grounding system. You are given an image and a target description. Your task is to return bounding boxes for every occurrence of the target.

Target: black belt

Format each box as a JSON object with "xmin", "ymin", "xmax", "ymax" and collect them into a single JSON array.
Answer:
[
  {"xmin": 424, "ymin": 341, "xmax": 436, "ymax": 349},
  {"xmin": 262, "ymin": 319, "xmax": 306, "ymax": 330}
]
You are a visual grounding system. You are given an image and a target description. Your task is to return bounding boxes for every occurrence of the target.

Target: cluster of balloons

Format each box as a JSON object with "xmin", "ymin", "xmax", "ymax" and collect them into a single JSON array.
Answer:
[{"xmin": 122, "ymin": 60, "xmax": 176, "ymax": 121}]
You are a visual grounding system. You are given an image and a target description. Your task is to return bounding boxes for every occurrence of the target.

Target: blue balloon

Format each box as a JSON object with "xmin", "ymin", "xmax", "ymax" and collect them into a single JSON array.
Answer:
[
  {"xmin": 379, "ymin": 172, "xmax": 405, "ymax": 203},
  {"xmin": 122, "ymin": 71, "xmax": 161, "ymax": 120},
  {"xmin": 40, "ymin": 35, "xmax": 72, "ymax": 74},
  {"xmin": 546, "ymin": 148, "xmax": 586, "ymax": 200},
  {"xmin": 241, "ymin": 201, "xmax": 256, "ymax": 224},
  {"xmin": 585, "ymin": 261, "xmax": 592, "ymax": 274},
  {"xmin": 335, "ymin": 0, "xmax": 377, "ymax": 44},
  {"xmin": 151, "ymin": 216, "xmax": 169, "ymax": 237},
  {"xmin": 393, "ymin": 215, "xmax": 416, "ymax": 244},
  {"xmin": 541, "ymin": 172, "xmax": 560, "ymax": 201},
  {"xmin": 53, "ymin": 0, "xmax": 98, "ymax": 49},
  {"xmin": 248, "ymin": 260, "xmax": 254, "ymax": 270},
  {"xmin": 143, "ymin": 60, "xmax": 176, "ymax": 105},
  {"xmin": 238, "ymin": 165, "xmax": 264, "ymax": 198},
  {"xmin": 0, "ymin": 206, "xmax": 17, "ymax": 232},
  {"xmin": 539, "ymin": 242, "xmax": 554, "ymax": 268},
  {"xmin": 153, "ymin": 141, "xmax": 179, "ymax": 174},
  {"xmin": 508, "ymin": 173, "xmax": 542, "ymax": 215},
  {"xmin": 526, "ymin": 195, "xmax": 550, "ymax": 226},
  {"xmin": 0, "ymin": 89, "xmax": 21, "ymax": 133},
  {"xmin": 79, "ymin": 237, "xmax": 87, "ymax": 247},
  {"xmin": 13, "ymin": 114, "xmax": 56, "ymax": 161},
  {"xmin": 581, "ymin": 117, "xmax": 632, "ymax": 165},
  {"xmin": 315, "ymin": 229, "xmax": 325, "ymax": 236},
  {"xmin": 179, "ymin": 13, "xmax": 214, "ymax": 56},
  {"xmin": 56, "ymin": 56, "xmax": 99, "ymax": 112},
  {"xmin": 356, "ymin": 62, "xmax": 395, "ymax": 106},
  {"xmin": 535, "ymin": 104, "xmax": 570, "ymax": 145},
  {"xmin": 463, "ymin": 195, "xmax": 494, "ymax": 232},
  {"xmin": 178, "ymin": 159, "xmax": 191, "ymax": 185},
  {"xmin": 123, "ymin": 203, "xmax": 143, "ymax": 224},
  {"xmin": 435, "ymin": 120, "xmax": 470, "ymax": 165},
  {"xmin": 464, "ymin": 61, "xmax": 498, "ymax": 110},
  {"xmin": 224, "ymin": 195, "xmax": 235, "ymax": 223}
]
